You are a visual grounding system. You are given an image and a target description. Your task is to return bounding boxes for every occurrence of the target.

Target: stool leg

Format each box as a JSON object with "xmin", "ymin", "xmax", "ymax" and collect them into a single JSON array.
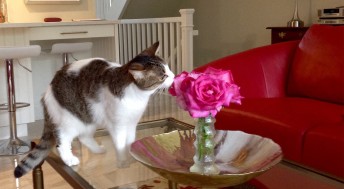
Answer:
[
  {"xmin": 32, "ymin": 142, "xmax": 45, "ymax": 189},
  {"xmin": 0, "ymin": 59, "xmax": 30, "ymax": 155},
  {"xmin": 168, "ymin": 180, "xmax": 178, "ymax": 189},
  {"xmin": 7, "ymin": 59, "xmax": 18, "ymax": 140}
]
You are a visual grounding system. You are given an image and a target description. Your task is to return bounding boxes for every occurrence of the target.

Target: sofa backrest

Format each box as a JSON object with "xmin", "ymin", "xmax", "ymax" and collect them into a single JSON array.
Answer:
[{"xmin": 287, "ymin": 24, "xmax": 344, "ymax": 104}]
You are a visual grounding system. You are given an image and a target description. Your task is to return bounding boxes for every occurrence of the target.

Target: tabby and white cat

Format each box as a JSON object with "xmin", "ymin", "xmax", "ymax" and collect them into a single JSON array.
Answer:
[{"xmin": 14, "ymin": 42, "xmax": 174, "ymax": 178}]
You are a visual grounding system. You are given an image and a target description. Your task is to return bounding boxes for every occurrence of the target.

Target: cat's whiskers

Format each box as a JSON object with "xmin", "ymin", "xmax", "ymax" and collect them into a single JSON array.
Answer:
[
  {"xmin": 153, "ymin": 88, "xmax": 162, "ymax": 95},
  {"xmin": 153, "ymin": 87, "xmax": 168, "ymax": 95}
]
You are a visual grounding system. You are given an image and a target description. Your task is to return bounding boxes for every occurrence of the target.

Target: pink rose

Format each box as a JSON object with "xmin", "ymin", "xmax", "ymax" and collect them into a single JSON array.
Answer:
[
  {"xmin": 169, "ymin": 67, "xmax": 242, "ymax": 118},
  {"xmin": 169, "ymin": 71, "xmax": 189, "ymax": 96}
]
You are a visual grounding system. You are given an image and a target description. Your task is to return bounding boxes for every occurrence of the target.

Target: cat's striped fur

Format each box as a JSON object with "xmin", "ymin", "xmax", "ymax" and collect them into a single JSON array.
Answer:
[{"xmin": 14, "ymin": 42, "xmax": 174, "ymax": 178}]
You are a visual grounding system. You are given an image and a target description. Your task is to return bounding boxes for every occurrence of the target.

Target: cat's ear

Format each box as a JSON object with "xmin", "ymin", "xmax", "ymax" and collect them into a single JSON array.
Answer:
[
  {"xmin": 128, "ymin": 63, "xmax": 145, "ymax": 80},
  {"xmin": 140, "ymin": 41, "xmax": 159, "ymax": 56}
]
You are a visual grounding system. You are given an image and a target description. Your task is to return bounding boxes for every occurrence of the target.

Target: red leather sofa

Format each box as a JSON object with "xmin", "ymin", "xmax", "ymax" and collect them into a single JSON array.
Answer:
[{"xmin": 195, "ymin": 24, "xmax": 344, "ymax": 180}]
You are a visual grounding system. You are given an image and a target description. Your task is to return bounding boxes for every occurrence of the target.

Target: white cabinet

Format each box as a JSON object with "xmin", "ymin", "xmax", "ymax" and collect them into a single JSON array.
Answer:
[{"xmin": 29, "ymin": 24, "xmax": 114, "ymax": 40}]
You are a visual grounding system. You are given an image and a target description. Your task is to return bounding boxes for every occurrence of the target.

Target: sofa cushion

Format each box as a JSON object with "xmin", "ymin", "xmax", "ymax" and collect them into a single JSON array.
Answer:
[
  {"xmin": 302, "ymin": 124, "xmax": 344, "ymax": 179},
  {"xmin": 287, "ymin": 24, "xmax": 344, "ymax": 104},
  {"xmin": 214, "ymin": 98, "xmax": 343, "ymax": 163}
]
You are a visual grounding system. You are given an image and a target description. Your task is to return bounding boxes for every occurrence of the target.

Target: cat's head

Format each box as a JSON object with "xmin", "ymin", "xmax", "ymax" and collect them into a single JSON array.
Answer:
[{"xmin": 128, "ymin": 42, "xmax": 174, "ymax": 91}]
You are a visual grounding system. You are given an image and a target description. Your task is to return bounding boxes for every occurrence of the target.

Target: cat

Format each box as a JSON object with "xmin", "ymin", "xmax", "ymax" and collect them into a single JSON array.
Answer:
[{"xmin": 14, "ymin": 42, "xmax": 174, "ymax": 178}]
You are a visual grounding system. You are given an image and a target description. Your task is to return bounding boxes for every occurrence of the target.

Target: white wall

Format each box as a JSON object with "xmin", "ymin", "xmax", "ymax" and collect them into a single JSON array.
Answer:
[
  {"xmin": 7, "ymin": 0, "xmax": 96, "ymax": 22},
  {"xmin": 179, "ymin": 0, "xmax": 343, "ymax": 67},
  {"xmin": 120, "ymin": 0, "xmax": 182, "ymax": 19},
  {"xmin": 95, "ymin": 0, "xmax": 128, "ymax": 20}
]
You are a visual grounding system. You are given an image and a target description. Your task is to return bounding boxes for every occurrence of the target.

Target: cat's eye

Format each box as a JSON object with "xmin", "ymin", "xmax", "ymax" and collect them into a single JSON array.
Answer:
[{"xmin": 161, "ymin": 74, "xmax": 168, "ymax": 80}]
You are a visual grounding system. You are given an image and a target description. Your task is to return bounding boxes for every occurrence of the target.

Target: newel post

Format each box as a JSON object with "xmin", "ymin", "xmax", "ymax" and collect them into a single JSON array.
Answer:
[{"xmin": 180, "ymin": 9, "xmax": 195, "ymax": 72}]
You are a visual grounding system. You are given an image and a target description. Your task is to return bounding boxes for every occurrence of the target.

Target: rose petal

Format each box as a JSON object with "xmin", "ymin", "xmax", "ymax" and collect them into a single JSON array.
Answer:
[{"xmin": 170, "ymin": 66, "xmax": 242, "ymax": 118}]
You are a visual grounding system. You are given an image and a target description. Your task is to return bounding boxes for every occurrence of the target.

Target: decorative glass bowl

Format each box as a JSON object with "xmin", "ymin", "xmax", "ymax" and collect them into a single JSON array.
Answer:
[{"xmin": 130, "ymin": 130, "xmax": 282, "ymax": 188}]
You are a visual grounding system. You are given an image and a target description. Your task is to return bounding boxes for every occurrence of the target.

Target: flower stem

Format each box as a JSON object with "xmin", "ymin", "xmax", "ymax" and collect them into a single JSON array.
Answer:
[{"xmin": 190, "ymin": 115, "xmax": 219, "ymax": 174}]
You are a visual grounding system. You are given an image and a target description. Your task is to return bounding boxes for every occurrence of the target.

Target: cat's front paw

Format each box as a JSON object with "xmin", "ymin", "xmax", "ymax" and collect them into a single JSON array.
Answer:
[{"xmin": 62, "ymin": 155, "xmax": 80, "ymax": 166}]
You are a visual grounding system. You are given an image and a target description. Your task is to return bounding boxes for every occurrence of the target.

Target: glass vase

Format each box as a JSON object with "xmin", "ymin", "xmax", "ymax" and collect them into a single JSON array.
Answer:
[{"xmin": 189, "ymin": 115, "xmax": 220, "ymax": 175}]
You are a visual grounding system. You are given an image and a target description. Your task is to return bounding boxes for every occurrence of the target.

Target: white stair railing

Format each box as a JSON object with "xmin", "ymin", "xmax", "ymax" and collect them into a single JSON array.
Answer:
[
  {"xmin": 114, "ymin": 9, "xmax": 195, "ymax": 121},
  {"xmin": 114, "ymin": 9, "xmax": 195, "ymax": 74}
]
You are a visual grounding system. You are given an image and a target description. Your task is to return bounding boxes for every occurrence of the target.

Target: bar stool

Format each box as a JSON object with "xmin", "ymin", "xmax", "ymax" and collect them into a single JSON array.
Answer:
[
  {"xmin": 51, "ymin": 42, "xmax": 93, "ymax": 65},
  {"xmin": 0, "ymin": 45, "xmax": 41, "ymax": 155}
]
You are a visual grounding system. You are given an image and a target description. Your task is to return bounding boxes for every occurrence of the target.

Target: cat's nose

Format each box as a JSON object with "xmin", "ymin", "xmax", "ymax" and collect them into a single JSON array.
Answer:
[{"xmin": 163, "ymin": 74, "xmax": 174, "ymax": 87}]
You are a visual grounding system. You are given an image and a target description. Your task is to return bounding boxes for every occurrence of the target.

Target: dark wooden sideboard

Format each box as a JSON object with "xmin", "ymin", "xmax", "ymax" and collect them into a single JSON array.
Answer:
[{"xmin": 266, "ymin": 27, "xmax": 309, "ymax": 44}]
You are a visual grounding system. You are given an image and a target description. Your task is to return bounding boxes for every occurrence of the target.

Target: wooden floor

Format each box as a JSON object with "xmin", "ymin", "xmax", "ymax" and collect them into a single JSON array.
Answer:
[
  {"xmin": 1, "ymin": 113, "xmax": 343, "ymax": 189},
  {"xmin": 0, "ymin": 156, "xmax": 72, "ymax": 189},
  {"xmin": 0, "ymin": 100, "xmax": 193, "ymax": 189},
  {"xmin": 2, "ymin": 154, "xmax": 343, "ymax": 189},
  {"xmin": 0, "ymin": 120, "xmax": 72, "ymax": 189}
]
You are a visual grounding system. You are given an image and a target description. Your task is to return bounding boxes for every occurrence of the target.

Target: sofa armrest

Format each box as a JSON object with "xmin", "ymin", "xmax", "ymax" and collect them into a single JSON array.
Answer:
[{"xmin": 195, "ymin": 41, "xmax": 299, "ymax": 98}]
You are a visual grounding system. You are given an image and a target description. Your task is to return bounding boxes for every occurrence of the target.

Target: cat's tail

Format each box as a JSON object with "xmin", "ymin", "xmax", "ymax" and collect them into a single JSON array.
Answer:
[
  {"xmin": 14, "ymin": 107, "xmax": 56, "ymax": 178},
  {"xmin": 14, "ymin": 126, "xmax": 55, "ymax": 178}
]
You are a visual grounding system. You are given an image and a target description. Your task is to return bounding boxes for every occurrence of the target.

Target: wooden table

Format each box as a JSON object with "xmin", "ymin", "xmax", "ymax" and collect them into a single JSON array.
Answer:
[{"xmin": 266, "ymin": 27, "xmax": 309, "ymax": 44}]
